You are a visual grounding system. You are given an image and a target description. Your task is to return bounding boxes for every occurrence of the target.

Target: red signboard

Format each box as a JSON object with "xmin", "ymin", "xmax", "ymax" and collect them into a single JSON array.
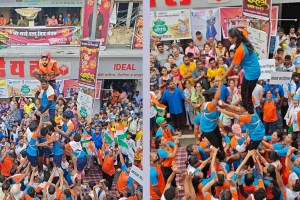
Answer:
[
  {"xmin": 83, "ymin": 0, "xmax": 111, "ymax": 50},
  {"xmin": 78, "ymin": 40, "xmax": 100, "ymax": 87},
  {"xmin": 0, "ymin": 26, "xmax": 81, "ymax": 46},
  {"xmin": 243, "ymin": 0, "xmax": 272, "ymax": 20},
  {"xmin": 0, "ymin": 57, "xmax": 72, "ymax": 78}
]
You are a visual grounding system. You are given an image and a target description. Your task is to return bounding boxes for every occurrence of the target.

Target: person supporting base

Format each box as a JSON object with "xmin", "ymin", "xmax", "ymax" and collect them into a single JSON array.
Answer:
[
  {"xmin": 200, "ymin": 77, "xmax": 223, "ymax": 151},
  {"xmin": 35, "ymin": 79, "xmax": 56, "ymax": 120}
]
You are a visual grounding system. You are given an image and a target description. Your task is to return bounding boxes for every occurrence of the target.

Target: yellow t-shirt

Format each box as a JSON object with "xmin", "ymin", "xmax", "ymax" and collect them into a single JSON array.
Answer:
[
  {"xmin": 24, "ymin": 103, "xmax": 34, "ymax": 114},
  {"xmin": 179, "ymin": 62, "xmax": 196, "ymax": 86},
  {"xmin": 207, "ymin": 68, "xmax": 219, "ymax": 86},
  {"xmin": 55, "ymin": 115, "xmax": 62, "ymax": 123}
]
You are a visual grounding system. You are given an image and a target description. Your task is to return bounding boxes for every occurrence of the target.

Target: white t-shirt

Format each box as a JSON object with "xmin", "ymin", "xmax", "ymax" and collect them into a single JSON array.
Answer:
[
  {"xmin": 252, "ymin": 84, "xmax": 263, "ymax": 108},
  {"xmin": 15, "ymin": 144, "xmax": 27, "ymax": 157}
]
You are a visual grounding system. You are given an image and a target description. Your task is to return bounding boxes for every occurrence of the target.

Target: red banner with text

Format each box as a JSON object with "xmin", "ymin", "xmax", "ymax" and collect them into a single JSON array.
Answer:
[
  {"xmin": 243, "ymin": 0, "xmax": 272, "ymax": 20},
  {"xmin": 131, "ymin": 16, "xmax": 143, "ymax": 49},
  {"xmin": 0, "ymin": 26, "xmax": 81, "ymax": 46}
]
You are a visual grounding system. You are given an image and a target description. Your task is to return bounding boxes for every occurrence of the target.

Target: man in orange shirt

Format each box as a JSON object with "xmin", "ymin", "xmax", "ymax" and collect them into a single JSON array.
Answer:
[
  {"xmin": 116, "ymin": 148, "xmax": 131, "ymax": 197},
  {"xmin": 33, "ymin": 52, "xmax": 60, "ymax": 94},
  {"xmin": 102, "ymin": 145, "xmax": 117, "ymax": 190}
]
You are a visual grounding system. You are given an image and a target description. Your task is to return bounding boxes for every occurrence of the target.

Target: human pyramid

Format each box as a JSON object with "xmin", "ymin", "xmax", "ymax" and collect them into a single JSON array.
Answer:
[{"xmin": 150, "ymin": 27, "xmax": 300, "ymax": 200}]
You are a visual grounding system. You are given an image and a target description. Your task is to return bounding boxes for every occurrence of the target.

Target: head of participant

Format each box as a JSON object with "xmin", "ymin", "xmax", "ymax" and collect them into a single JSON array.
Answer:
[
  {"xmin": 228, "ymin": 28, "xmax": 254, "ymax": 54},
  {"xmin": 164, "ymin": 187, "xmax": 178, "ymax": 200},
  {"xmin": 40, "ymin": 78, "xmax": 50, "ymax": 90},
  {"xmin": 41, "ymin": 52, "xmax": 51, "ymax": 67},
  {"xmin": 62, "ymin": 113, "xmax": 71, "ymax": 123},
  {"xmin": 156, "ymin": 117, "xmax": 167, "ymax": 129},
  {"xmin": 150, "ymin": 151, "xmax": 160, "ymax": 165},
  {"xmin": 166, "ymin": 80, "xmax": 175, "ymax": 90}
]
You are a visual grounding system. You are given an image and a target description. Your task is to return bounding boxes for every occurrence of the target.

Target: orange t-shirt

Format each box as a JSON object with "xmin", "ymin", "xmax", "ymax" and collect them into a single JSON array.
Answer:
[
  {"xmin": 102, "ymin": 155, "xmax": 115, "ymax": 176},
  {"xmin": 160, "ymin": 148, "xmax": 174, "ymax": 167},
  {"xmin": 150, "ymin": 166, "xmax": 165, "ymax": 200},
  {"xmin": 116, "ymin": 171, "xmax": 129, "ymax": 194},
  {"xmin": 263, "ymin": 99, "xmax": 278, "ymax": 122},
  {"xmin": 38, "ymin": 59, "xmax": 59, "ymax": 80},
  {"xmin": 1, "ymin": 155, "xmax": 13, "ymax": 176}
]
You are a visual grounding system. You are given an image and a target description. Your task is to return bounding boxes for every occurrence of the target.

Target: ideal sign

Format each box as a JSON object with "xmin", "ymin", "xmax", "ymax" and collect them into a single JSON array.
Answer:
[{"xmin": 114, "ymin": 64, "xmax": 136, "ymax": 71}]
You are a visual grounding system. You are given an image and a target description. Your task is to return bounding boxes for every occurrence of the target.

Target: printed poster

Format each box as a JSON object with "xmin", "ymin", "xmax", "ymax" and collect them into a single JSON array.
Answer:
[
  {"xmin": 77, "ymin": 90, "xmax": 94, "ymax": 123},
  {"xmin": 0, "ymin": 80, "xmax": 8, "ymax": 98},
  {"xmin": 259, "ymin": 59, "xmax": 276, "ymax": 80},
  {"xmin": 56, "ymin": 80, "xmax": 64, "ymax": 95},
  {"xmin": 131, "ymin": 16, "xmax": 143, "ymax": 49},
  {"xmin": 220, "ymin": 6, "xmax": 278, "ymax": 38},
  {"xmin": 150, "ymin": 9, "xmax": 192, "ymax": 41},
  {"xmin": 63, "ymin": 80, "xmax": 80, "ymax": 98},
  {"xmin": 243, "ymin": 0, "xmax": 272, "ymax": 20},
  {"xmin": 83, "ymin": 0, "xmax": 111, "ymax": 50},
  {"xmin": 22, "ymin": 80, "xmax": 40, "ymax": 97},
  {"xmin": 247, "ymin": 27, "xmax": 268, "ymax": 60},
  {"xmin": 78, "ymin": 40, "xmax": 100, "ymax": 87},
  {"xmin": 6, "ymin": 79, "xmax": 23, "ymax": 97},
  {"xmin": 191, "ymin": 8, "xmax": 221, "ymax": 42}
]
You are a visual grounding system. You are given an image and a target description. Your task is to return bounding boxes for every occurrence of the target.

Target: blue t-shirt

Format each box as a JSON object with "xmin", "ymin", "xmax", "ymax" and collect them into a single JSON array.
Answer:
[
  {"xmin": 234, "ymin": 43, "xmax": 261, "ymax": 80},
  {"xmin": 263, "ymin": 84, "xmax": 284, "ymax": 98},
  {"xmin": 92, "ymin": 133, "xmax": 102, "ymax": 149},
  {"xmin": 41, "ymin": 89, "xmax": 56, "ymax": 110},
  {"xmin": 200, "ymin": 103, "xmax": 220, "ymax": 132},
  {"xmin": 161, "ymin": 88, "xmax": 185, "ymax": 115},
  {"xmin": 210, "ymin": 85, "xmax": 230, "ymax": 103},
  {"xmin": 150, "ymin": 167, "xmax": 159, "ymax": 186},
  {"xmin": 241, "ymin": 111, "xmax": 265, "ymax": 141}
]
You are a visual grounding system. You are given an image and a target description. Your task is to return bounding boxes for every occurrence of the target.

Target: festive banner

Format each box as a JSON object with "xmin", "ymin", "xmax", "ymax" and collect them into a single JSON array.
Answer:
[
  {"xmin": 0, "ymin": 26, "xmax": 81, "ymax": 46},
  {"xmin": 191, "ymin": 8, "xmax": 221, "ymax": 42},
  {"xmin": 0, "ymin": 80, "xmax": 8, "ymax": 98},
  {"xmin": 243, "ymin": 0, "xmax": 272, "ymax": 20},
  {"xmin": 247, "ymin": 27, "xmax": 268, "ymax": 59},
  {"xmin": 6, "ymin": 79, "xmax": 23, "ymax": 97},
  {"xmin": 259, "ymin": 59, "xmax": 276, "ymax": 80},
  {"xmin": 150, "ymin": 9, "xmax": 192, "ymax": 41},
  {"xmin": 83, "ymin": 0, "xmax": 111, "ymax": 50},
  {"xmin": 77, "ymin": 90, "xmax": 94, "ymax": 123},
  {"xmin": 220, "ymin": 6, "xmax": 278, "ymax": 38},
  {"xmin": 131, "ymin": 16, "xmax": 143, "ymax": 49},
  {"xmin": 63, "ymin": 80, "xmax": 80, "ymax": 98},
  {"xmin": 129, "ymin": 165, "xmax": 144, "ymax": 185},
  {"xmin": 78, "ymin": 40, "xmax": 100, "ymax": 87},
  {"xmin": 269, "ymin": 72, "xmax": 293, "ymax": 85}
]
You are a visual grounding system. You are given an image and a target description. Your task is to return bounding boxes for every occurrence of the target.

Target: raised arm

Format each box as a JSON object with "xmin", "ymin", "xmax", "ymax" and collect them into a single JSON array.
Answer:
[
  {"xmin": 212, "ymin": 80, "xmax": 223, "ymax": 106},
  {"xmin": 275, "ymin": 163, "xmax": 285, "ymax": 192},
  {"xmin": 235, "ymin": 150, "xmax": 255, "ymax": 175}
]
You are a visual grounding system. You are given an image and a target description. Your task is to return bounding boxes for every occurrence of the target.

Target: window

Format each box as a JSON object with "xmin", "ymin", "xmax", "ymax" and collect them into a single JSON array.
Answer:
[{"xmin": 116, "ymin": 1, "xmax": 142, "ymax": 27}]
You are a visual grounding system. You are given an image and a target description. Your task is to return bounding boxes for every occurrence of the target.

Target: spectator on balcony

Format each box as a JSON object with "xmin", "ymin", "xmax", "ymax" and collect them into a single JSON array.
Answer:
[
  {"xmin": 64, "ymin": 13, "xmax": 72, "ymax": 26},
  {"xmin": 72, "ymin": 13, "xmax": 80, "ymax": 26},
  {"xmin": 17, "ymin": 16, "xmax": 28, "ymax": 27},
  {"xmin": 0, "ymin": 15, "xmax": 6, "ymax": 26},
  {"xmin": 48, "ymin": 15, "xmax": 58, "ymax": 27},
  {"xmin": 7, "ymin": 17, "xmax": 14, "ymax": 26},
  {"xmin": 58, "ymin": 13, "xmax": 64, "ymax": 26}
]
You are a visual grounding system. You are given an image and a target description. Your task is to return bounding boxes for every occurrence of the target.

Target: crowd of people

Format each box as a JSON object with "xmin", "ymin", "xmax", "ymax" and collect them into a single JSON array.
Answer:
[
  {"xmin": 150, "ymin": 24, "xmax": 300, "ymax": 200},
  {"xmin": 0, "ymin": 53, "xmax": 143, "ymax": 199},
  {"xmin": 0, "ymin": 12, "xmax": 80, "ymax": 27}
]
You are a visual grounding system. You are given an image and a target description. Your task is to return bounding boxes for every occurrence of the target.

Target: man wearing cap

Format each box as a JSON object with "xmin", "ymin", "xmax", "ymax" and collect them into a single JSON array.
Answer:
[
  {"xmin": 33, "ymin": 52, "xmax": 60, "ymax": 93},
  {"xmin": 155, "ymin": 117, "xmax": 176, "ymax": 141}
]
